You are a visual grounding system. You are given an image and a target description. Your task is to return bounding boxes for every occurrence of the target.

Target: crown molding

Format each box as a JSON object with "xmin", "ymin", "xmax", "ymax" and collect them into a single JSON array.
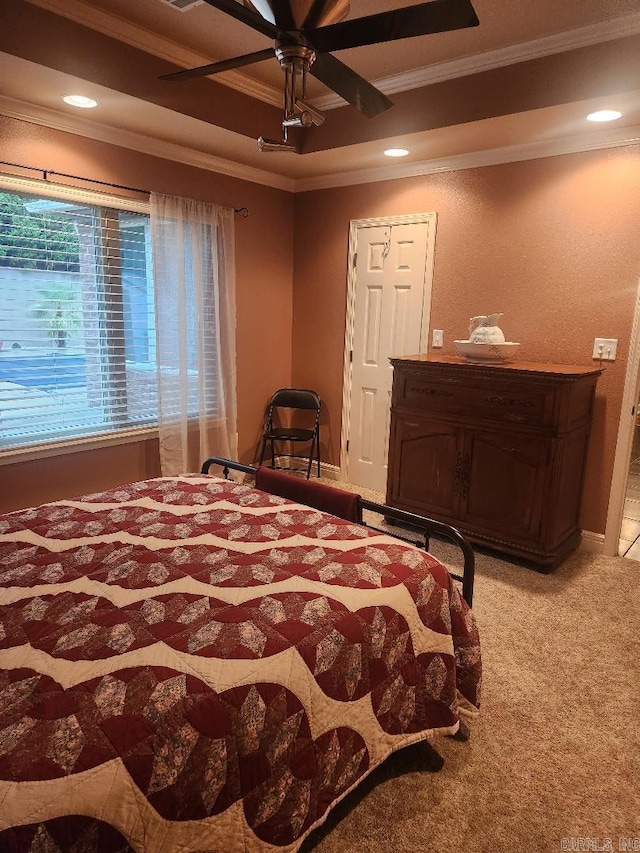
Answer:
[
  {"xmin": 312, "ymin": 10, "xmax": 640, "ymax": 110},
  {"xmin": 0, "ymin": 96, "xmax": 295, "ymax": 192},
  {"xmin": 26, "ymin": 0, "xmax": 282, "ymax": 107},
  {"xmin": 2, "ymin": 95, "xmax": 639, "ymax": 198},
  {"xmin": 293, "ymin": 124, "xmax": 640, "ymax": 192}
]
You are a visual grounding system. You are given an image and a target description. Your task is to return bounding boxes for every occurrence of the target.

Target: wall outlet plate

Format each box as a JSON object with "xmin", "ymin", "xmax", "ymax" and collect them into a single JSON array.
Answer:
[
  {"xmin": 592, "ymin": 338, "xmax": 618, "ymax": 360},
  {"xmin": 432, "ymin": 329, "xmax": 444, "ymax": 348}
]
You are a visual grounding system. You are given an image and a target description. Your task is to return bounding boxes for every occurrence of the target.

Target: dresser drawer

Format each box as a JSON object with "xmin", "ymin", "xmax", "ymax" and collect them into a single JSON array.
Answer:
[
  {"xmin": 469, "ymin": 386, "xmax": 549, "ymax": 426},
  {"xmin": 395, "ymin": 370, "xmax": 552, "ymax": 428}
]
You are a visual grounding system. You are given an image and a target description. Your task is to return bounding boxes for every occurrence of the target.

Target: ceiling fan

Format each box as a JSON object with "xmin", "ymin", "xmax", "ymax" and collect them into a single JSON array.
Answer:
[{"xmin": 160, "ymin": 0, "xmax": 480, "ymax": 151}]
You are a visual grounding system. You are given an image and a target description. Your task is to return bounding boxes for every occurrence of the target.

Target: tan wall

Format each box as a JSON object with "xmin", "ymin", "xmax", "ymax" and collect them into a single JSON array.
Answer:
[
  {"xmin": 3, "ymin": 115, "xmax": 639, "ymax": 534},
  {"xmin": 0, "ymin": 115, "xmax": 294, "ymax": 511},
  {"xmin": 0, "ymin": 439, "xmax": 162, "ymax": 514},
  {"xmin": 292, "ymin": 145, "xmax": 640, "ymax": 535}
]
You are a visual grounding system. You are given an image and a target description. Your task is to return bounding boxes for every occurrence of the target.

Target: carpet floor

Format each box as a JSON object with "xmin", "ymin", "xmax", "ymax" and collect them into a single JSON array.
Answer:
[{"xmin": 297, "ymin": 481, "xmax": 640, "ymax": 852}]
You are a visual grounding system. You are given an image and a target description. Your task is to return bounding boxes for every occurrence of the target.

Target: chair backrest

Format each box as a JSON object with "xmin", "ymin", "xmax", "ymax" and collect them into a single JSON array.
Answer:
[
  {"xmin": 266, "ymin": 389, "xmax": 321, "ymax": 432},
  {"xmin": 268, "ymin": 388, "xmax": 320, "ymax": 411}
]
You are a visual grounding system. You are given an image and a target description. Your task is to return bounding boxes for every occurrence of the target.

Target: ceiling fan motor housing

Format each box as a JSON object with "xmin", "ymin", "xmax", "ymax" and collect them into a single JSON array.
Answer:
[
  {"xmin": 244, "ymin": 0, "xmax": 350, "ymax": 29},
  {"xmin": 275, "ymin": 42, "xmax": 316, "ymax": 70}
]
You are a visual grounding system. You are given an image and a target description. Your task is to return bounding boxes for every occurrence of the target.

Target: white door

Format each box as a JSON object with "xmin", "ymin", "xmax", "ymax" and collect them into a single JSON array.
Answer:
[{"xmin": 344, "ymin": 216, "xmax": 436, "ymax": 492}]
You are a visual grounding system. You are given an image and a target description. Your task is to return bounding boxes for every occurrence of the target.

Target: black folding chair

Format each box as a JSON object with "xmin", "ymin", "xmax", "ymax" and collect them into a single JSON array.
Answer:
[{"xmin": 258, "ymin": 388, "xmax": 321, "ymax": 479}]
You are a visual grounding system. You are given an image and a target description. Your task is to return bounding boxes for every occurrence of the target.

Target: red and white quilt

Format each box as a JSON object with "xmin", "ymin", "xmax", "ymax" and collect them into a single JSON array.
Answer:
[{"xmin": 0, "ymin": 475, "xmax": 481, "ymax": 852}]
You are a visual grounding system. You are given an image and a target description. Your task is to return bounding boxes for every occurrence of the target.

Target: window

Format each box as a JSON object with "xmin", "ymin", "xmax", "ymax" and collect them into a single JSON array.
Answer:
[{"xmin": 0, "ymin": 181, "xmax": 157, "ymax": 451}]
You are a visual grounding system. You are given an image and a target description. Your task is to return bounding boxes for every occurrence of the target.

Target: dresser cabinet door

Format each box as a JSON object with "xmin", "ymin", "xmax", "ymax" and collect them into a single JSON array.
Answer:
[
  {"xmin": 461, "ymin": 429, "xmax": 548, "ymax": 542},
  {"xmin": 388, "ymin": 415, "xmax": 462, "ymax": 518}
]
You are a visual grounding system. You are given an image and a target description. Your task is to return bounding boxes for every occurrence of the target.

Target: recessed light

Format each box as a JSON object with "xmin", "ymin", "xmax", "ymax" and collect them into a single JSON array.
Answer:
[
  {"xmin": 586, "ymin": 110, "xmax": 622, "ymax": 122},
  {"xmin": 384, "ymin": 148, "xmax": 409, "ymax": 157},
  {"xmin": 63, "ymin": 95, "xmax": 98, "ymax": 109}
]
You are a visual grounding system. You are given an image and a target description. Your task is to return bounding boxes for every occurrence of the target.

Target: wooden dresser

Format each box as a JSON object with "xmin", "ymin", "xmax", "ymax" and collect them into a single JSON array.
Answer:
[{"xmin": 386, "ymin": 355, "xmax": 601, "ymax": 569}]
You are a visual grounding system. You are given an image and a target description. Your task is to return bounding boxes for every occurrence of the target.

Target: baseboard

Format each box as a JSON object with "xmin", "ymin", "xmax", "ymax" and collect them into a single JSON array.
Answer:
[
  {"xmin": 319, "ymin": 463, "xmax": 341, "ymax": 480},
  {"xmin": 271, "ymin": 456, "xmax": 342, "ymax": 481},
  {"xmin": 579, "ymin": 530, "xmax": 605, "ymax": 554}
]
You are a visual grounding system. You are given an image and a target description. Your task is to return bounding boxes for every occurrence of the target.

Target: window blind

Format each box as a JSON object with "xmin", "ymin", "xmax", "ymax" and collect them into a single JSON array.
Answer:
[{"xmin": 0, "ymin": 187, "xmax": 158, "ymax": 450}]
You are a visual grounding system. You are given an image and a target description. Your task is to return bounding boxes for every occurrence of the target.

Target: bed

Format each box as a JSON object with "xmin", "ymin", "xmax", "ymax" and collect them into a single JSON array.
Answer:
[{"xmin": 0, "ymin": 459, "xmax": 481, "ymax": 852}]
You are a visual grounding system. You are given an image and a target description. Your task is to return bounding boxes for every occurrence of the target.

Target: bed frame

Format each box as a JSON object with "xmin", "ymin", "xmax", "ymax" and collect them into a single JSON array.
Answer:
[{"xmin": 201, "ymin": 456, "xmax": 475, "ymax": 608}]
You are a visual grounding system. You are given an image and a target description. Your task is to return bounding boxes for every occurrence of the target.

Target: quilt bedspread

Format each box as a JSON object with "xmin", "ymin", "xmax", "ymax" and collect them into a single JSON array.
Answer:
[{"xmin": 0, "ymin": 475, "xmax": 481, "ymax": 852}]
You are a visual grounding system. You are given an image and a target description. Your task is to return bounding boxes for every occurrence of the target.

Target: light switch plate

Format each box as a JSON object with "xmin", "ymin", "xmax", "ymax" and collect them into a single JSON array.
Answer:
[
  {"xmin": 592, "ymin": 338, "xmax": 618, "ymax": 360},
  {"xmin": 432, "ymin": 329, "xmax": 444, "ymax": 348}
]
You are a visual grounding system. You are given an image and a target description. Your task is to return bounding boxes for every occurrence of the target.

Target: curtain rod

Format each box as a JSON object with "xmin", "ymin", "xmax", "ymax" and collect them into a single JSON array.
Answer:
[{"xmin": 0, "ymin": 159, "xmax": 250, "ymax": 218}]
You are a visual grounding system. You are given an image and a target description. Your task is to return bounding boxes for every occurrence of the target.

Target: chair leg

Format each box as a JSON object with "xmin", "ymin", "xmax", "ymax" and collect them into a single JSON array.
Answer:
[
  {"xmin": 271, "ymin": 439, "xmax": 276, "ymax": 469},
  {"xmin": 316, "ymin": 427, "xmax": 321, "ymax": 478},
  {"xmin": 306, "ymin": 439, "xmax": 313, "ymax": 479}
]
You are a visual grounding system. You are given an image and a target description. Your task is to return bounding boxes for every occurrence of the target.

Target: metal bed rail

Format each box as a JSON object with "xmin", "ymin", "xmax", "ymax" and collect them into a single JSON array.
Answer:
[{"xmin": 201, "ymin": 456, "xmax": 475, "ymax": 607}]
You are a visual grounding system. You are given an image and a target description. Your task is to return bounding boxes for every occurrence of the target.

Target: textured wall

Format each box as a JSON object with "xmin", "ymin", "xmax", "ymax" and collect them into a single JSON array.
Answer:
[
  {"xmin": 292, "ymin": 145, "xmax": 640, "ymax": 535},
  {"xmin": 3, "ymin": 113, "xmax": 640, "ymax": 534},
  {"xmin": 0, "ymin": 115, "xmax": 294, "ymax": 511}
]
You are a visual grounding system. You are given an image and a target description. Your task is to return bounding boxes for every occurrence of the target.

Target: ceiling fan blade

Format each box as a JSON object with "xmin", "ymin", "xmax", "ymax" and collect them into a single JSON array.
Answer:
[
  {"xmin": 271, "ymin": 0, "xmax": 296, "ymax": 29},
  {"xmin": 310, "ymin": 53, "xmax": 393, "ymax": 117},
  {"xmin": 201, "ymin": 0, "xmax": 280, "ymax": 39},
  {"xmin": 310, "ymin": 0, "xmax": 479, "ymax": 53},
  {"xmin": 159, "ymin": 48, "xmax": 275, "ymax": 81}
]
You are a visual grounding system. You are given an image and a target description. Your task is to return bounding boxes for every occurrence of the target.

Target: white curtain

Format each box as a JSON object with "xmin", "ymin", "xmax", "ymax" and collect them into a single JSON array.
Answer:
[{"xmin": 150, "ymin": 194, "xmax": 237, "ymax": 475}]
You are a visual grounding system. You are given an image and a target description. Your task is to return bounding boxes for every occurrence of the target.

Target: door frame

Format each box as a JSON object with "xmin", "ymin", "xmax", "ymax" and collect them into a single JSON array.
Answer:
[
  {"xmin": 603, "ymin": 278, "xmax": 640, "ymax": 556},
  {"xmin": 339, "ymin": 212, "xmax": 437, "ymax": 484}
]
